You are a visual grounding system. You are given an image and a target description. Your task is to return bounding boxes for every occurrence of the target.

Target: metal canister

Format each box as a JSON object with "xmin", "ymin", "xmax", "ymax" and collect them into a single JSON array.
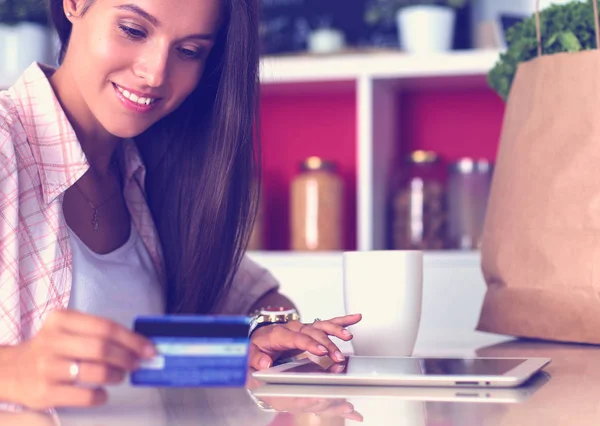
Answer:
[{"xmin": 446, "ymin": 158, "xmax": 493, "ymax": 250}]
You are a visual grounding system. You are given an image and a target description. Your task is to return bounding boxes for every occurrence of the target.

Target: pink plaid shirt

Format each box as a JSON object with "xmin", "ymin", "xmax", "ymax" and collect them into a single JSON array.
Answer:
[{"xmin": 0, "ymin": 63, "xmax": 278, "ymax": 346}]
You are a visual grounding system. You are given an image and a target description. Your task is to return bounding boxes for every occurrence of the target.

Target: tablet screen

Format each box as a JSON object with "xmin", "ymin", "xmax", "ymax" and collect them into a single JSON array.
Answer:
[{"xmin": 284, "ymin": 357, "xmax": 525, "ymax": 376}]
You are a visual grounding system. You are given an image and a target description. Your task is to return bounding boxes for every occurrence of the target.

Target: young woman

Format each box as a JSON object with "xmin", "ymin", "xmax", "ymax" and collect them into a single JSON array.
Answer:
[{"xmin": 0, "ymin": 0, "xmax": 361, "ymax": 410}]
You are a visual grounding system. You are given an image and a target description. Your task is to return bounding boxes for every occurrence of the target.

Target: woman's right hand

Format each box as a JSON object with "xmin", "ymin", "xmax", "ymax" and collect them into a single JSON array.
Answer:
[{"xmin": 5, "ymin": 309, "xmax": 156, "ymax": 410}]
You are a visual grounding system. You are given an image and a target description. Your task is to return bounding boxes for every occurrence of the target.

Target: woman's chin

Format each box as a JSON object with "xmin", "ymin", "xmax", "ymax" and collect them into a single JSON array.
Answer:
[{"xmin": 104, "ymin": 122, "xmax": 153, "ymax": 140}]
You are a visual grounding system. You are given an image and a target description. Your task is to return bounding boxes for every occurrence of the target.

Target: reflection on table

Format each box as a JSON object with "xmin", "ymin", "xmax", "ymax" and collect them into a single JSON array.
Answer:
[{"xmin": 2, "ymin": 335, "xmax": 600, "ymax": 425}]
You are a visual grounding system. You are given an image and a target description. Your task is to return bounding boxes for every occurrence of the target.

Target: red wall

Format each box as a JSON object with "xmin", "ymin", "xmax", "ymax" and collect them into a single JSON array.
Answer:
[
  {"xmin": 259, "ymin": 87, "xmax": 505, "ymax": 251},
  {"xmin": 400, "ymin": 88, "xmax": 505, "ymax": 162},
  {"xmin": 260, "ymin": 92, "xmax": 357, "ymax": 251}
]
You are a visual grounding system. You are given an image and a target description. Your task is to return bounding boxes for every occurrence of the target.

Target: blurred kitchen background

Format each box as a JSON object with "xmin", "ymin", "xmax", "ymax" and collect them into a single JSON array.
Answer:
[{"xmin": 0, "ymin": 0, "xmax": 579, "ymax": 255}]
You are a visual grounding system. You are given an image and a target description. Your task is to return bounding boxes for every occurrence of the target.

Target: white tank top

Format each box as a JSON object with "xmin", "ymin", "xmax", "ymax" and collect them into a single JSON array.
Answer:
[{"xmin": 67, "ymin": 224, "xmax": 164, "ymax": 328}]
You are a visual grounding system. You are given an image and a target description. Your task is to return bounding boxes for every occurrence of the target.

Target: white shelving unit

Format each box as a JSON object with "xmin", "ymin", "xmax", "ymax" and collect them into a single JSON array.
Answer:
[
  {"xmin": 260, "ymin": 49, "xmax": 501, "ymax": 251},
  {"xmin": 1, "ymin": 49, "xmax": 500, "ymax": 255},
  {"xmin": 260, "ymin": 49, "xmax": 501, "ymax": 85}
]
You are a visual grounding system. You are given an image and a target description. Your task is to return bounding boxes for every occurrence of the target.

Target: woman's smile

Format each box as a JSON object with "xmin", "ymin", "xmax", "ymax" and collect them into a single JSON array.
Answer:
[{"xmin": 113, "ymin": 82, "xmax": 161, "ymax": 114}]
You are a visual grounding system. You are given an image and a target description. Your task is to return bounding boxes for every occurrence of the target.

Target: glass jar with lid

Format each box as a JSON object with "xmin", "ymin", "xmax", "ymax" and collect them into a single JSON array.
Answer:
[
  {"xmin": 390, "ymin": 150, "xmax": 446, "ymax": 250},
  {"xmin": 290, "ymin": 157, "xmax": 343, "ymax": 251}
]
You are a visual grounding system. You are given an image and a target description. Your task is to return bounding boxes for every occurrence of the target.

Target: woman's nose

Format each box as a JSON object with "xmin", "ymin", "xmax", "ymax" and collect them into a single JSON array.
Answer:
[{"xmin": 133, "ymin": 48, "xmax": 169, "ymax": 88}]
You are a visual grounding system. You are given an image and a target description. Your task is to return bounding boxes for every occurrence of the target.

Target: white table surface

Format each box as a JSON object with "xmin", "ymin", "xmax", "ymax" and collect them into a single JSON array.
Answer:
[{"xmin": 3, "ymin": 330, "xmax": 599, "ymax": 426}]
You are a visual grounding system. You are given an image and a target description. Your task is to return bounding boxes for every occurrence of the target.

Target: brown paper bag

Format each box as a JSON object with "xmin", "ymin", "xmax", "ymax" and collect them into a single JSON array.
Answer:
[{"xmin": 477, "ymin": 0, "xmax": 600, "ymax": 344}]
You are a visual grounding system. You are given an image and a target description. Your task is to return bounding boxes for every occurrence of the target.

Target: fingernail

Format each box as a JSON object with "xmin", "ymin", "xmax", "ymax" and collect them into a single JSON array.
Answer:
[
  {"xmin": 143, "ymin": 345, "xmax": 157, "ymax": 359},
  {"xmin": 318, "ymin": 345, "xmax": 328, "ymax": 353},
  {"xmin": 260, "ymin": 358, "xmax": 271, "ymax": 369},
  {"xmin": 344, "ymin": 405, "xmax": 354, "ymax": 413},
  {"xmin": 342, "ymin": 329, "xmax": 352, "ymax": 336},
  {"xmin": 350, "ymin": 413, "xmax": 364, "ymax": 422},
  {"xmin": 335, "ymin": 351, "xmax": 345, "ymax": 361}
]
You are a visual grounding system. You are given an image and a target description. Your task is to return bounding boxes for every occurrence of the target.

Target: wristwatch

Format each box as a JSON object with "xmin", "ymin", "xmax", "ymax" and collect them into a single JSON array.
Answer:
[{"xmin": 248, "ymin": 307, "xmax": 300, "ymax": 337}]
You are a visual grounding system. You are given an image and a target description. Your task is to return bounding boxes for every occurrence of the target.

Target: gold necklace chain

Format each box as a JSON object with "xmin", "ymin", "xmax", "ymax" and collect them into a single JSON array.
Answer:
[{"xmin": 73, "ymin": 162, "xmax": 122, "ymax": 232}]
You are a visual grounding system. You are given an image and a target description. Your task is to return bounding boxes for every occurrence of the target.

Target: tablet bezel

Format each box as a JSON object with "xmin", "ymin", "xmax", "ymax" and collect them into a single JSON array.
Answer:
[
  {"xmin": 251, "ymin": 370, "xmax": 551, "ymax": 405},
  {"xmin": 252, "ymin": 356, "xmax": 552, "ymax": 388}
]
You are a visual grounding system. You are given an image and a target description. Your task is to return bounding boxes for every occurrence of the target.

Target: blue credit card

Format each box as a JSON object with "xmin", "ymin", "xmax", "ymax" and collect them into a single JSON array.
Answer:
[{"xmin": 130, "ymin": 315, "xmax": 251, "ymax": 387}]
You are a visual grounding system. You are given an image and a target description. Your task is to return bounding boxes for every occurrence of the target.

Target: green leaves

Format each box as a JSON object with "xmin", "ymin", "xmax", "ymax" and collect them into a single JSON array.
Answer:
[
  {"xmin": 488, "ymin": 0, "xmax": 599, "ymax": 101},
  {"xmin": 546, "ymin": 31, "xmax": 583, "ymax": 51},
  {"xmin": 558, "ymin": 31, "xmax": 583, "ymax": 51}
]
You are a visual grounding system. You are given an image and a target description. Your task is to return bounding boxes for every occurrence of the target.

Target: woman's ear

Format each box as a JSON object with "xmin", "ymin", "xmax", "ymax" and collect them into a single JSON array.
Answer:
[{"xmin": 63, "ymin": 0, "xmax": 87, "ymax": 21}]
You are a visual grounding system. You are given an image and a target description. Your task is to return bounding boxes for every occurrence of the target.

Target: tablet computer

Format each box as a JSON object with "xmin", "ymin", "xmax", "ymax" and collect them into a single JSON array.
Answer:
[
  {"xmin": 252, "ymin": 356, "xmax": 551, "ymax": 388},
  {"xmin": 251, "ymin": 370, "xmax": 551, "ymax": 405}
]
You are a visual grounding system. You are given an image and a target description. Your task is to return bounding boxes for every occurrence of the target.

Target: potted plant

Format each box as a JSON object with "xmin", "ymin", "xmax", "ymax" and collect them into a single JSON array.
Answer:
[
  {"xmin": 0, "ymin": 0, "xmax": 52, "ymax": 88},
  {"xmin": 488, "ymin": 0, "xmax": 597, "ymax": 101},
  {"xmin": 364, "ymin": 0, "xmax": 468, "ymax": 53}
]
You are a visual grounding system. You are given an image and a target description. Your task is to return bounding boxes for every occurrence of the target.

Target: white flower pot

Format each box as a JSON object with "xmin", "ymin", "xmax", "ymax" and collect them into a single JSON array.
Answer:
[
  {"xmin": 396, "ymin": 5, "xmax": 456, "ymax": 53},
  {"xmin": 308, "ymin": 28, "xmax": 346, "ymax": 54},
  {"xmin": 0, "ymin": 22, "xmax": 52, "ymax": 88}
]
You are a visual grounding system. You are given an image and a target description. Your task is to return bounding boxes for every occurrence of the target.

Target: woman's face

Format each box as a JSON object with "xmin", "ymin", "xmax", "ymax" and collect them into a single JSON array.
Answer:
[{"xmin": 65, "ymin": 0, "xmax": 222, "ymax": 138}]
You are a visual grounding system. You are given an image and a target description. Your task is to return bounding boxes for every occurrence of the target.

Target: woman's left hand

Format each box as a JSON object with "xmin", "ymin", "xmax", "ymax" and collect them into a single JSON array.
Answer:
[{"xmin": 248, "ymin": 313, "xmax": 362, "ymax": 370}]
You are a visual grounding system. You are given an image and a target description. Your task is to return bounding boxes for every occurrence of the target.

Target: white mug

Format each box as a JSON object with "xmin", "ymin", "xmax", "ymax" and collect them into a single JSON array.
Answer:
[{"xmin": 343, "ymin": 250, "xmax": 423, "ymax": 357}]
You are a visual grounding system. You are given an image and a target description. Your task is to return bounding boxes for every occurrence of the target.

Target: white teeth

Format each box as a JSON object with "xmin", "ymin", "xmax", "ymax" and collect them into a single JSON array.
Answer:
[{"xmin": 115, "ymin": 84, "xmax": 156, "ymax": 106}]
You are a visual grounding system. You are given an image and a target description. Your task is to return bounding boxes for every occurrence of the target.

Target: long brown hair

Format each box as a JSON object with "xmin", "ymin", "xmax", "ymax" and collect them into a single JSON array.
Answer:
[{"xmin": 48, "ymin": 0, "xmax": 261, "ymax": 314}]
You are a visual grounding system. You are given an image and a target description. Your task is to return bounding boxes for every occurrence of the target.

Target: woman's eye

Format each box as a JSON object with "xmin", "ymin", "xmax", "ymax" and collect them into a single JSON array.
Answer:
[
  {"xmin": 179, "ymin": 47, "xmax": 202, "ymax": 60},
  {"xmin": 119, "ymin": 24, "xmax": 146, "ymax": 40}
]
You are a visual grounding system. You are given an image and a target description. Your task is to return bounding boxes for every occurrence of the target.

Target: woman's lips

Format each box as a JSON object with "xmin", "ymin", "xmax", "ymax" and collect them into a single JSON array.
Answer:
[{"xmin": 113, "ymin": 83, "xmax": 161, "ymax": 113}]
